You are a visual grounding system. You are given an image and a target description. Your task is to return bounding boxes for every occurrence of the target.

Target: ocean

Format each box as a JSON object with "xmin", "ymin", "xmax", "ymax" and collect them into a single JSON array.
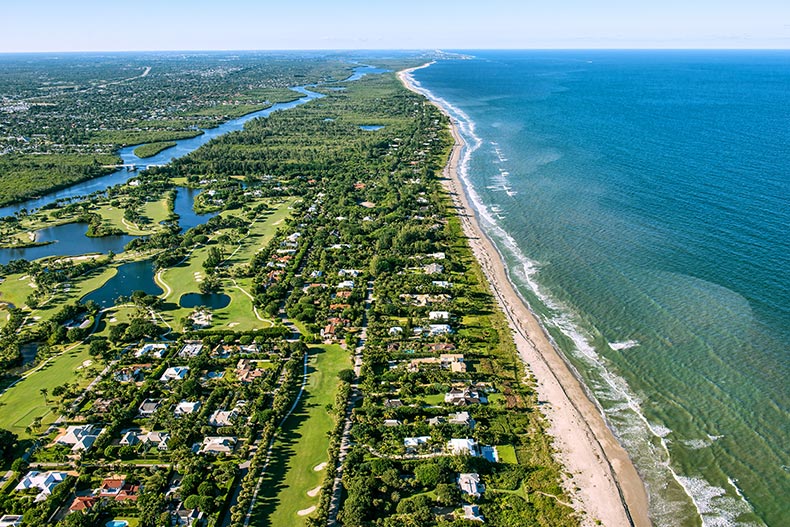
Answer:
[{"xmin": 411, "ymin": 51, "xmax": 789, "ymax": 526}]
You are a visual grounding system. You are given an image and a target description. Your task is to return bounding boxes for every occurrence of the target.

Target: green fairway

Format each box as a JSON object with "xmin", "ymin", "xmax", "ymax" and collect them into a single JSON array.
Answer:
[
  {"xmin": 0, "ymin": 343, "xmax": 97, "ymax": 438},
  {"xmin": 251, "ymin": 344, "xmax": 350, "ymax": 526},
  {"xmin": 95, "ymin": 196, "xmax": 171, "ymax": 235},
  {"xmin": 0, "ymin": 273, "xmax": 38, "ymax": 308}
]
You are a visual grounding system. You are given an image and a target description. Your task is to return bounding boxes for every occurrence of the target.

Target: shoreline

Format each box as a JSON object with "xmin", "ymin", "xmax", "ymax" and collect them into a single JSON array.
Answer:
[{"xmin": 399, "ymin": 64, "xmax": 651, "ymax": 527}]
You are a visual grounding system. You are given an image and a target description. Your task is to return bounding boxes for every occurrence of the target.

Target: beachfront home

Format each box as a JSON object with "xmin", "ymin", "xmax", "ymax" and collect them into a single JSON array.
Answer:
[
  {"xmin": 462, "ymin": 504, "xmax": 484, "ymax": 522},
  {"xmin": 15, "ymin": 471, "xmax": 69, "ymax": 502},
  {"xmin": 458, "ymin": 473, "xmax": 483, "ymax": 497},
  {"xmin": 448, "ymin": 438, "xmax": 478, "ymax": 456}
]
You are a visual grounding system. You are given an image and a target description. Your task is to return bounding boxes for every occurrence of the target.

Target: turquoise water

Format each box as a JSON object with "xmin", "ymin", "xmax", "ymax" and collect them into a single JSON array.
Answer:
[{"xmin": 412, "ymin": 51, "xmax": 789, "ymax": 526}]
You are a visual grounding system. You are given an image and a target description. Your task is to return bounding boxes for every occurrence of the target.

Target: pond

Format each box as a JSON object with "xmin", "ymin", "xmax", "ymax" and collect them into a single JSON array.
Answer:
[
  {"xmin": 81, "ymin": 260, "xmax": 162, "ymax": 307},
  {"xmin": 359, "ymin": 125, "xmax": 384, "ymax": 131},
  {"xmin": 179, "ymin": 292, "xmax": 231, "ymax": 309}
]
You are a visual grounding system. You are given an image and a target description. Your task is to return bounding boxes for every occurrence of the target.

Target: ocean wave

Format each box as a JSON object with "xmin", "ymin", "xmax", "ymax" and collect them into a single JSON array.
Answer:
[
  {"xmin": 408, "ymin": 63, "xmax": 762, "ymax": 527},
  {"xmin": 608, "ymin": 339, "xmax": 639, "ymax": 350}
]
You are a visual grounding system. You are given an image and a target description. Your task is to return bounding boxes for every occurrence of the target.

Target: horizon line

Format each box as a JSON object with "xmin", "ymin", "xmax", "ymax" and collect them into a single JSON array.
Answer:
[{"xmin": 1, "ymin": 47, "xmax": 789, "ymax": 55}]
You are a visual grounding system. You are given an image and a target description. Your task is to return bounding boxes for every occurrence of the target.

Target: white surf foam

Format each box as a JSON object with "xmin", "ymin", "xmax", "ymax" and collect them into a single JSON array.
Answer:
[{"xmin": 609, "ymin": 340, "xmax": 639, "ymax": 350}]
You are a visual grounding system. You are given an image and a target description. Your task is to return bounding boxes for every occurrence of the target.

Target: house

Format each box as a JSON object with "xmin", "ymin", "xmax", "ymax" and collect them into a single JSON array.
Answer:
[
  {"xmin": 99, "ymin": 477, "xmax": 139, "ymax": 501},
  {"xmin": 449, "ymin": 411, "xmax": 476, "ymax": 429},
  {"xmin": 199, "ymin": 437, "xmax": 237, "ymax": 455},
  {"xmin": 138, "ymin": 398, "xmax": 162, "ymax": 417},
  {"xmin": 135, "ymin": 343, "xmax": 167, "ymax": 359},
  {"xmin": 91, "ymin": 398, "xmax": 116, "ymax": 414},
  {"xmin": 458, "ymin": 473, "xmax": 483, "ymax": 497},
  {"xmin": 178, "ymin": 342, "xmax": 203, "ymax": 358},
  {"xmin": 174, "ymin": 401, "xmax": 201, "ymax": 416},
  {"xmin": 384, "ymin": 399, "xmax": 403, "ymax": 408},
  {"xmin": 174, "ymin": 504, "xmax": 204, "ymax": 526},
  {"xmin": 57, "ymin": 424, "xmax": 103, "ymax": 452},
  {"xmin": 462, "ymin": 504, "xmax": 484, "ymax": 522},
  {"xmin": 388, "ymin": 326, "xmax": 403, "ymax": 336},
  {"xmin": 114, "ymin": 366, "xmax": 144, "ymax": 383},
  {"xmin": 0, "ymin": 516, "xmax": 23, "ymax": 527},
  {"xmin": 429, "ymin": 311, "xmax": 451, "ymax": 321},
  {"xmin": 337, "ymin": 280, "xmax": 355, "ymax": 290},
  {"xmin": 68, "ymin": 496, "xmax": 98, "ymax": 513},
  {"xmin": 424, "ymin": 263, "xmax": 444, "ymax": 275},
  {"xmin": 427, "ymin": 342, "xmax": 456, "ymax": 353},
  {"xmin": 120, "ymin": 430, "xmax": 140, "ymax": 446},
  {"xmin": 236, "ymin": 359, "xmax": 265, "ymax": 383},
  {"xmin": 431, "ymin": 280, "xmax": 452, "ymax": 288},
  {"xmin": 428, "ymin": 324, "xmax": 452, "ymax": 336},
  {"xmin": 14, "ymin": 471, "xmax": 68, "ymax": 502},
  {"xmin": 448, "ymin": 438, "xmax": 478, "ymax": 456},
  {"xmin": 445, "ymin": 385, "xmax": 487, "ymax": 406},
  {"xmin": 338, "ymin": 269, "xmax": 360, "ymax": 277},
  {"xmin": 160, "ymin": 366, "xmax": 189, "ymax": 382},
  {"xmin": 404, "ymin": 436, "xmax": 431, "ymax": 449},
  {"xmin": 142, "ymin": 431, "xmax": 170, "ymax": 451},
  {"xmin": 209, "ymin": 408, "xmax": 238, "ymax": 427},
  {"xmin": 383, "ymin": 419, "xmax": 402, "ymax": 427}
]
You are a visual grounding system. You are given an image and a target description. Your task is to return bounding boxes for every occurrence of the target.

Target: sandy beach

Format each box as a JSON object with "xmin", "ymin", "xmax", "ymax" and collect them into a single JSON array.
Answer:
[{"xmin": 399, "ymin": 64, "xmax": 651, "ymax": 527}]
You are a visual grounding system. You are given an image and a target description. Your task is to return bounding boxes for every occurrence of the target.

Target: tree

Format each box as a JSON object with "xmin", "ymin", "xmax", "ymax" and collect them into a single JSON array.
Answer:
[{"xmin": 0, "ymin": 429, "xmax": 17, "ymax": 460}]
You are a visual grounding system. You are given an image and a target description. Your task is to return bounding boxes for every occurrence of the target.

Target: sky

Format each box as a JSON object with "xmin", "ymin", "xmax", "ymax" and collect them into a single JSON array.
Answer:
[{"xmin": 1, "ymin": 0, "xmax": 788, "ymax": 52}]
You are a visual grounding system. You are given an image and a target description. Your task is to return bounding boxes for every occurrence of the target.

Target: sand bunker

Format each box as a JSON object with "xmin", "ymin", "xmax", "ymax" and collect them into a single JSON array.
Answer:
[
  {"xmin": 313, "ymin": 462, "xmax": 327, "ymax": 471},
  {"xmin": 297, "ymin": 506, "xmax": 316, "ymax": 516},
  {"xmin": 307, "ymin": 485, "xmax": 321, "ymax": 497}
]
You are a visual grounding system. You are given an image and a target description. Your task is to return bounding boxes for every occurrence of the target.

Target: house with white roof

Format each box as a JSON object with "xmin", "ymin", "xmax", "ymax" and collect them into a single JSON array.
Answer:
[
  {"xmin": 199, "ymin": 437, "xmax": 237, "ymax": 456},
  {"xmin": 448, "ymin": 438, "xmax": 478, "ymax": 456},
  {"xmin": 458, "ymin": 473, "xmax": 483, "ymax": 497},
  {"xmin": 404, "ymin": 436, "xmax": 431, "ymax": 451},
  {"xmin": 160, "ymin": 366, "xmax": 189, "ymax": 382},
  {"xmin": 57, "ymin": 424, "xmax": 103, "ymax": 452},
  {"xmin": 462, "ymin": 504, "xmax": 484, "ymax": 522},
  {"xmin": 0, "ymin": 515, "xmax": 23, "ymax": 526},
  {"xmin": 14, "ymin": 471, "xmax": 68, "ymax": 502},
  {"xmin": 428, "ymin": 311, "xmax": 451, "ymax": 321},
  {"xmin": 209, "ymin": 408, "xmax": 239, "ymax": 427},
  {"xmin": 142, "ymin": 431, "xmax": 170, "ymax": 450},
  {"xmin": 174, "ymin": 401, "xmax": 201, "ymax": 416},
  {"xmin": 135, "ymin": 343, "xmax": 167, "ymax": 359},
  {"xmin": 428, "ymin": 324, "xmax": 452, "ymax": 336}
]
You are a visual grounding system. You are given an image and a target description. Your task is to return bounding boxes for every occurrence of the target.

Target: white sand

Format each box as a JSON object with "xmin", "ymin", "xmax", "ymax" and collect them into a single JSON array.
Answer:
[
  {"xmin": 307, "ymin": 485, "xmax": 321, "ymax": 497},
  {"xmin": 297, "ymin": 506, "xmax": 316, "ymax": 516},
  {"xmin": 313, "ymin": 462, "xmax": 327, "ymax": 472}
]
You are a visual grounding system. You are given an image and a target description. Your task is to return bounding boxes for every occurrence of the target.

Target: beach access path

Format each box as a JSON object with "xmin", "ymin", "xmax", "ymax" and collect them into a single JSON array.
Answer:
[{"xmin": 398, "ymin": 64, "xmax": 651, "ymax": 527}]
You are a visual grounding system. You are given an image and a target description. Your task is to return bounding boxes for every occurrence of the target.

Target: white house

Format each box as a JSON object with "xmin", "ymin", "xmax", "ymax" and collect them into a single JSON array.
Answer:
[
  {"xmin": 462, "ymin": 504, "xmax": 484, "ymax": 522},
  {"xmin": 138, "ymin": 398, "xmax": 162, "ymax": 417},
  {"xmin": 135, "ymin": 343, "xmax": 167, "ymax": 359},
  {"xmin": 57, "ymin": 424, "xmax": 103, "ymax": 452},
  {"xmin": 429, "ymin": 311, "xmax": 451, "ymax": 321},
  {"xmin": 388, "ymin": 326, "xmax": 403, "ymax": 336},
  {"xmin": 174, "ymin": 401, "xmax": 201, "ymax": 416},
  {"xmin": 458, "ymin": 473, "xmax": 483, "ymax": 497},
  {"xmin": 14, "ymin": 471, "xmax": 68, "ymax": 502},
  {"xmin": 209, "ymin": 409, "xmax": 238, "ymax": 427},
  {"xmin": 403, "ymin": 436, "xmax": 431, "ymax": 449},
  {"xmin": 449, "ymin": 411, "xmax": 476, "ymax": 429},
  {"xmin": 199, "ymin": 437, "xmax": 237, "ymax": 455},
  {"xmin": 337, "ymin": 280, "xmax": 355, "ymax": 290},
  {"xmin": 0, "ymin": 515, "xmax": 23, "ymax": 526},
  {"xmin": 448, "ymin": 438, "xmax": 478, "ymax": 456},
  {"xmin": 142, "ymin": 431, "xmax": 170, "ymax": 451},
  {"xmin": 160, "ymin": 366, "xmax": 189, "ymax": 382},
  {"xmin": 178, "ymin": 342, "xmax": 203, "ymax": 358},
  {"xmin": 428, "ymin": 324, "xmax": 452, "ymax": 336}
]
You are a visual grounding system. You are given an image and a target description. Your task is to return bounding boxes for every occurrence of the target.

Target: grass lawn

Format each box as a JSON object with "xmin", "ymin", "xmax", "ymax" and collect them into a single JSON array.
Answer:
[
  {"xmin": 496, "ymin": 444, "xmax": 518, "ymax": 464},
  {"xmin": 0, "ymin": 273, "xmax": 38, "ymax": 307},
  {"xmin": 0, "ymin": 343, "xmax": 97, "ymax": 438},
  {"xmin": 26, "ymin": 266, "xmax": 117, "ymax": 327},
  {"xmin": 251, "ymin": 344, "xmax": 350, "ymax": 526}
]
